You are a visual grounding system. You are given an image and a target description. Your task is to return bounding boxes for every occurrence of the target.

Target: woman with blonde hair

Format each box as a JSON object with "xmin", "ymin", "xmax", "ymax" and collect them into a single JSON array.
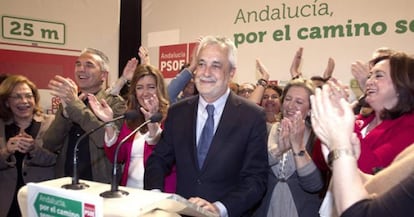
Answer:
[{"xmin": 255, "ymin": 78, "xmax": 327, "ymax": 217}]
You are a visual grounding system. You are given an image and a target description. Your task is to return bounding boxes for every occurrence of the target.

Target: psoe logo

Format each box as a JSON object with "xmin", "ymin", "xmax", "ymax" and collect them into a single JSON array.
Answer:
[{"xmin": 84, "ymin": 203, "xmax": 95, "ymax": 217}]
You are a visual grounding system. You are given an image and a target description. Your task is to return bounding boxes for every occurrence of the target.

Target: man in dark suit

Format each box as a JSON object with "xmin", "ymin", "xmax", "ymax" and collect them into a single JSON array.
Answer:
[{"xmin": 144, "ymin": 36, "xmax": 268, "ymax": 217}]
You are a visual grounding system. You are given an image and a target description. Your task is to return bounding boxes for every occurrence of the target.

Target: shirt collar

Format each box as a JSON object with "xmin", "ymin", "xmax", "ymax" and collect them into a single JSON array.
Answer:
[{"xmin": 198, "ymin": 88, "xmax": 230, "ymax": 111}]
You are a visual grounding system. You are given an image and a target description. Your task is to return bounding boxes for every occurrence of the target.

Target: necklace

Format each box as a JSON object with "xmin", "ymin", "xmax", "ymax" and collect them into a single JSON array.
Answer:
[
  {"xmin": 276, "ymin": 151, "xmax": 290, "ymax": 181},
  {"xmin": 274, "ymin": 127, "xmax": 311, "ymax": 181}
]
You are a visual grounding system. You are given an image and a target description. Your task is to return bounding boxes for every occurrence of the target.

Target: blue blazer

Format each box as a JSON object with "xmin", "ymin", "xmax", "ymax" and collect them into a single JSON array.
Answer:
[{"xmin": 145, "ymin": 92, "xmax": 268, "ymax": 217}]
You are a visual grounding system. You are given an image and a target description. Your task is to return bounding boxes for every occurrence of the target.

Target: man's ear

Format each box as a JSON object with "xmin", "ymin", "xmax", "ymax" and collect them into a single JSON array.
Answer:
[
  {"xmin": 101, "ymin": 70, "xmax": 109, "ymax": 87},
  {"xmin": 229, "ymin": 67, "xmax": 236, "ymax": 79},
  {"xmin": 101, "ymin": 70, "xmax": 109, "ymax": 80}
]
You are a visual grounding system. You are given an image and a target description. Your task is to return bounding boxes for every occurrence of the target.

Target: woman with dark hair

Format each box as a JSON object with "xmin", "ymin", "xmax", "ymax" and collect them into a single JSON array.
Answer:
[
  {"xmin": 0, "ymin": 75, "xmax": 56, "ymax": 217},
  {"xmin": 88, "ymin": 64, "xmax": 176, "ymax": 192},
  {"xmin": 248, "ymin": 59, "xmax": 284, "ymax": 133},
  {"xmin": 260, "ymin": 84, "xmax": 283, "ymax": 129},
  {"xmin": 354, "ymin": 52, "xmax": 414, "ymax": 174},
  {"xmin": 311, "ymin": 77, "xmax": 414, "ymax": 217},
  {"xmin": 318, "ymin": 52, "xmax": 414, "ymax": 217}
]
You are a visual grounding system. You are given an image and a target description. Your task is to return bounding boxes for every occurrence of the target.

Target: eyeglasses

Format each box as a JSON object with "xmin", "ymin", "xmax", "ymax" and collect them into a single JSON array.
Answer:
[
  {"xmin": 262, "ymin": 95, "xmax": 279, "ymax": 100},
  {"xmin": 239, "ymin": 89, "xmax": 253, "ymax": 94},
  {"xmin": 9, "ymin": 93, "xmax": 34, "ymax": 101}
]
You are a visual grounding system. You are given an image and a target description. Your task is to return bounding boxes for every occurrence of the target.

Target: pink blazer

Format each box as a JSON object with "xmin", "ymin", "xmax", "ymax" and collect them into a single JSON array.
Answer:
[
  {"xmin": 104, "ymin": 122, "xmax": 176, "ymax": 193},
  {"xmin": 354, "ymin": 112, "xmax": 414, "ymax": 174}
]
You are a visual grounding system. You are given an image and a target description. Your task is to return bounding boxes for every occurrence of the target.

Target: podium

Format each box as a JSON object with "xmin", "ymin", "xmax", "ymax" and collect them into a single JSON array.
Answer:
[{"xmin": 18, "ymin": 177, "xmax": 218, "ymax": 217}]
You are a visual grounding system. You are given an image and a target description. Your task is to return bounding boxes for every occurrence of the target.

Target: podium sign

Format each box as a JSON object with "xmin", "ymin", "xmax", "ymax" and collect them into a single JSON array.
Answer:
[
  {"xmin": 27, "ymin": 182, "xmax": 103, "ymax": 217},
  {"xmin": 19, "ymin": 177, "xmax": 218, "ymax": 217}
]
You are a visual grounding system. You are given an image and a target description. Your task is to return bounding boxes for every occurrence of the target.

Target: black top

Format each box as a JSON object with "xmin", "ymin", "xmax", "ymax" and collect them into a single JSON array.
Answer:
[
  {"xmin": 341, "ymin": 171, "xmax": 414, "ymax": 217},
  {"xmin": 5, "ymin": 120, "xmax": 40, "ymax": 217},
  {"xmin": 65, "ymin": 122, "xmax": 92, "ymax": 180},
  {"xmin": 64, "ymin": 98, "xmax": 92, "ymax": 180}
]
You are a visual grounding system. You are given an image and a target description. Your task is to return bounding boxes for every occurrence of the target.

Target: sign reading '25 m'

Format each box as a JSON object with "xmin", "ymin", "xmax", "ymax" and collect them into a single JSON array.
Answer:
[{"xmin": 1, "ymin": 16, "xmax": 65, "ymax": 45}]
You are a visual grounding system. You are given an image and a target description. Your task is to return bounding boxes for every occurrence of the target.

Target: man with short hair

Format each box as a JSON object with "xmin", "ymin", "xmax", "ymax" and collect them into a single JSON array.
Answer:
[
  {"xmin": 144, "ymin": 36, "xmax": 268, "ymax": 217},
  {"xmin": 44, "ymin": 48, "xmax": 126, "ymax": 183}
]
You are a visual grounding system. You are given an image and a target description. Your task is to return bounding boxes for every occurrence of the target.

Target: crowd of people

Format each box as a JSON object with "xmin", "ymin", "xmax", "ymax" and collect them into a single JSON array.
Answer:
[{"xmin": 1, "ymin": 35, "xmax": 414, "ymax": 217}]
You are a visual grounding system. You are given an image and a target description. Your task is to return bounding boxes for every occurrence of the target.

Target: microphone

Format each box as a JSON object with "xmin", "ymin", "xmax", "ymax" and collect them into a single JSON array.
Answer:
[
  {"xmin": 62, "ymin": 110, "xmax": 139, "ymax": 190},
  {"xmin": 100, "ymin": 112, "xmax": 163, "ymax": 198}
]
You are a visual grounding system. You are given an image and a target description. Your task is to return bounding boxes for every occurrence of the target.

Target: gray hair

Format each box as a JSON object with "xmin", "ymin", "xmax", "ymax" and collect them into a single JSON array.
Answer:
[
  {"xmin": 80, "ymin": 48, "xmax": 110, "ymax": 72},
  {"xmin": 196, "ymin": 36, "xmax": 237, "ymax": 70}
]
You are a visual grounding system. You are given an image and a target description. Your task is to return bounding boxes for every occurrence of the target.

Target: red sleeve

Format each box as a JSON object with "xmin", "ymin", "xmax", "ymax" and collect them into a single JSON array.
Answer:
[
  {"xmin": 312, "ymin": 139, "xmax": 330, "ymax": 173},
  {"xmin": 104, "ymin": 122, "xmax": 130, "ymax": 163}
]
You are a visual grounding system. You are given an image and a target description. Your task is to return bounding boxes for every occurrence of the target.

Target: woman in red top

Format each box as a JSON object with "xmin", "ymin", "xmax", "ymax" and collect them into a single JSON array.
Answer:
[
  {"xmin": 355, "ymin": 52, "xmax": 414, "ymax": 174},
  {"xmin": 89, "ymin": 64, "xmax": 176, "ymax": 192}
]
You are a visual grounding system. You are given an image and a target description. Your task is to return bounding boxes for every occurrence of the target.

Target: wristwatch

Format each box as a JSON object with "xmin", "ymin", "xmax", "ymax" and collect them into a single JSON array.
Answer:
[
  {"xmin": 257, "ymin": 78, "xmax": 268, "ymax": 87},
  {"xmin": 327, "ymin": 149, "xmax": 355, "ymax": 168},
  {"xmin": 293, "ymin": 150, "xmax": 306, "ymax": 157}
]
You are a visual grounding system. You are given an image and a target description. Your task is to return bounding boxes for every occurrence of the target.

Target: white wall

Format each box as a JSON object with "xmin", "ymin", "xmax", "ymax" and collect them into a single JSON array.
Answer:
[
  {"xmin": 0, "ymin": 0, "xmax": 120, "ymax": 111},
  {"xmin": 0, "ymin": 0, "xmax": 120, "ymax": 72},
  {"xmin": 142, "ymin": 0, "xmax": 414, "ymax": 88}
]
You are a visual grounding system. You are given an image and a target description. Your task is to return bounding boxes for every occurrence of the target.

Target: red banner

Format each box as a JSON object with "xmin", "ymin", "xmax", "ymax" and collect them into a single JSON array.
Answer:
[
  {"xmin": 159, "ymin": 44, "xmax": 187, "ymax": 78},
  {"xmin": 0, "ymin": 49, "xmax": 77, "ymax": 89}
]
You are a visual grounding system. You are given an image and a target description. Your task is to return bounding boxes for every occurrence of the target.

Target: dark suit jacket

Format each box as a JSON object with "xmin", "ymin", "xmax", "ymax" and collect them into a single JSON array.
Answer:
[{"xmin": 145, "ymin": 92, "xmax": 268, "ymax": 217}]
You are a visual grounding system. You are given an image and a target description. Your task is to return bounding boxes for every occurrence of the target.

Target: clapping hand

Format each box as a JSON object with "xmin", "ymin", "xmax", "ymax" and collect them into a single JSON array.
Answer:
[
  {"xmin": 310, "ymin": 83, "xmax": 356, "ymax": 152},
  {"xmin": 288, "ymin": 111, "xmax": 306, "ymax": 152},
  {"xmin": 48, "ymin": 75, "xmax": 78, "ymax": 104},
  {"xmin": 87, "ymin": 94, "xmax": 114, "ymax": 122},
  {"xmin": 7, "ymin": 132, "xmax": 35, "ymax": 154},
  {"xmin": 139, "ymin": 94, "xmax": 160, "ymax": 121}
]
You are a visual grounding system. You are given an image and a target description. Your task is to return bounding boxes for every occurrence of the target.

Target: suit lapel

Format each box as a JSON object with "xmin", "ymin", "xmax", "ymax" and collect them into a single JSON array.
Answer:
[{"xmin": 183, "ymin": 97, "xmax": 202, "ymax": 170}]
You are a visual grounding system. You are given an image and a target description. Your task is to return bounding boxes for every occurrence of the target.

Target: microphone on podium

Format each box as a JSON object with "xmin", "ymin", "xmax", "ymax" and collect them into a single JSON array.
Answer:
[
  {"xmin": 100, "ymin": 112, "xmax": 163, "ymax": 198},
  {"xmin": 62, "ymin": 110, "xmax": 139, "ymax": 190}
]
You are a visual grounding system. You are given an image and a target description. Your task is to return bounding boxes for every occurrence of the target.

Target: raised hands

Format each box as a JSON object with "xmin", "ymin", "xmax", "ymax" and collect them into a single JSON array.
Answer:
[
  {"xmin": 121, "ymin": 57, "xmax": 138, "ymax": 81},
  {"xmin": 290, "ymin": 47, "xmax": 303, "ymax": 78},
  {"xmin": 323, "ymin": 57, "xmax": 335, "ymax": 80},
  {"xmin": 290, "ymin": 47, "xmax": 335, "ymax": 81},
  {"xmin": 138, "ymin": 46, "xmax": 151, "ymax": 65},
  {"xmin": 351, "ymin": 60, "xmax": 370, "ymax": 91},
  {"xmin": 256, "ymin": 58, "xmax": 270, "ymax": 81}
]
